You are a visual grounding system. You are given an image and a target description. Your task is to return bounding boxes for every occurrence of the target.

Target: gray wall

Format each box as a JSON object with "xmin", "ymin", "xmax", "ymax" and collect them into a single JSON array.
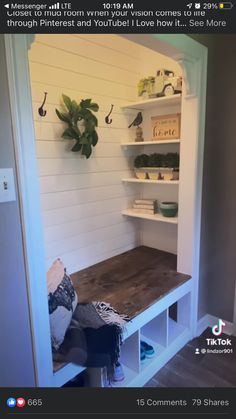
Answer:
[
  {"xmin": 0, "ymin": 35, "xmax": 35, "ymax": 386},
  {"xmin": 191, "ymin": 35, "xmax": 236, "ymax": 322}
]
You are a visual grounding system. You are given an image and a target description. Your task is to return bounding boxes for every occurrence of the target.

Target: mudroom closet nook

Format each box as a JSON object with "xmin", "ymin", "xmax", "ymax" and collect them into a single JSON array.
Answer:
[{"xmin": 5, "ymin": 33, "xmax": 207, "ymax": 387}]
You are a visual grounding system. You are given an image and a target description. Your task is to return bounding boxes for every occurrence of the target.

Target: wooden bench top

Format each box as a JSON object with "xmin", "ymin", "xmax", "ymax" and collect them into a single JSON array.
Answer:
[{"xmin": 71, "ymin": 246, "xmax": 191, "ymax": 320}]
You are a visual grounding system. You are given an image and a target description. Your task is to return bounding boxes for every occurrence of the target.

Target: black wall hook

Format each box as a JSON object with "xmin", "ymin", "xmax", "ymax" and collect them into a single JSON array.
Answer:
[
  {"xmin": 105, "ymin": 104, "xmax": 114, "ymax": 124},
  {"xmin": 38, "ymin": 92, "xmax": 48, "ymax": 117}
]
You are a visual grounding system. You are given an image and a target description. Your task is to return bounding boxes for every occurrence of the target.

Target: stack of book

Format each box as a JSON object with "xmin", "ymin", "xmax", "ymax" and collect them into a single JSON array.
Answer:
[{"xmin": 132, "ymin": 199, "xmax": 157, "ymax": 214}]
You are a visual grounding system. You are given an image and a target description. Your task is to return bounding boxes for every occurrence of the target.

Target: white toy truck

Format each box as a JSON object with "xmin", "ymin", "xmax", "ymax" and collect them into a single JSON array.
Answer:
[{"xmin": 138, "ymin": 69, "xmax": 182, "ymax": 98}]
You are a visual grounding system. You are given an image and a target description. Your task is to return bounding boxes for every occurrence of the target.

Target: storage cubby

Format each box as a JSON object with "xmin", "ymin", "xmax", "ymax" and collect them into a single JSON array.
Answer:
[
  {"xmin": 168, "ymin": 292, "xmax": 191, "ymax": 345},
  {"xmin": 113, "ymin": 330, "xmax": 140, "ymax": 388},
  {"xmin": 141, "ymin": 309, "xmax": 167, "ymax": 347},
  {"xmin": 140, "ymin": 310, "xmax": 167, "ymax": 371}
]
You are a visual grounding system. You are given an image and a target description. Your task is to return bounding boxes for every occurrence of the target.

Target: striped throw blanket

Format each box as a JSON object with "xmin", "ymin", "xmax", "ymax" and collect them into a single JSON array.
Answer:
[{"xmin": 53, "ymin": 301, "xmax": 130, "ymax": 369}]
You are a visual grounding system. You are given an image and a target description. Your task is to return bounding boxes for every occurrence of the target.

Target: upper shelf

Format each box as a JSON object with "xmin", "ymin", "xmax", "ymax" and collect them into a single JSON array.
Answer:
[
  {"xmin": 121, "ymin": 139, "xmax": 181, "ymax": 147},
  {"xmin": 121, "ymin": 94, "xmax": 182, "ymax": 111}
]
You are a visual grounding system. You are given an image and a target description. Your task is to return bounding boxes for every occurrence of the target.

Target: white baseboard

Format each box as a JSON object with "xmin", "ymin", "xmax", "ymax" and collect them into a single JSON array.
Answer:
[
  {"xmin": 197, "ymin": 314, "xmax": 234, "ymax": 337},
  {"xmin": 196, "ymin": 314, "xmax": 210, "ymax": 336}
]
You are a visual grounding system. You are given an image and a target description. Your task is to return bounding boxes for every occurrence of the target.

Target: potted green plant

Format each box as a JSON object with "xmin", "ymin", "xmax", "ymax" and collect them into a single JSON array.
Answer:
[
  {"xmin": 133, "ymin": 152, "xmax": 180, "ymax": 181},
  {"xmin": 146, "ymin": 152, "xmax": 180, "ymax": 181},
  {"xmin": 164, "ymin": 153, "xmax": 180, "ymax": 180},
  {"xmin": 134, "ymin": 154, "xmax": 149, "ymax": 179},
  {"xmin": 147, "ymin": 153, "xmax": 164, "ymax": 180},
  {"xmin": 149, "ymin": 153, "xmax": 164, "ymax": 167},
  {"xmin": 55, "ymin": 94, "xmax": 99, "ymax": 159},
  {"xmin": 164, "ymin": 153, "xmax": 179, "ymax": 168}
]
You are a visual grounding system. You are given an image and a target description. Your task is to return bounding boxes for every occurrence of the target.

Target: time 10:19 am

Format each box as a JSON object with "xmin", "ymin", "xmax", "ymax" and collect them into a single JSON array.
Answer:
[{"xmin": 102, "ymin": 3, "xmax": 134, "ymax": 9}]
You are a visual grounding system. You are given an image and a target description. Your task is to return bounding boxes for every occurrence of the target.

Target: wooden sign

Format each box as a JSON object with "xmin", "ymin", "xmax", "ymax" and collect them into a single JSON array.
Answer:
[{"xmin": 151, "ymin": 113, "xmax": 181, "ymax": 141}]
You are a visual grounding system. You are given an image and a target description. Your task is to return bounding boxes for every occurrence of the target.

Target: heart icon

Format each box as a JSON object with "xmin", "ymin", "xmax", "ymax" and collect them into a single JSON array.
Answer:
[{"xmin": 16, "ymin": 398, "xmax": 26, "ymax": 408}]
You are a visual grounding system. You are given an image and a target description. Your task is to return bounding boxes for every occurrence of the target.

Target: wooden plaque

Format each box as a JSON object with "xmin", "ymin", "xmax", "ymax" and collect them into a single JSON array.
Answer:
[{"xmin": 151, "ymin": 113, "xmax": 181, "ymax": 141}]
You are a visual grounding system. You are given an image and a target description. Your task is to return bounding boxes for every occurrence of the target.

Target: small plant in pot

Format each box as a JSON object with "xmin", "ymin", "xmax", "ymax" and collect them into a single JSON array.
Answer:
[
  {"xmin": 164, "ymin": 153, "xmax": 179, "ymax": 168},
  {"xmin": 147, "ymin": 153, "xmax": 164, "ymax": 180},
  {"xmin": 134, "ymin": 154, "xmax": 149, "ymax": 179},
  {"xmin": 162, "ymin": 152, "xmax": 180, "ymax": 181},
  {"xmin": 166, "ymin": 153, "xmax": 180, "ymax": 180},
  {"xmin": 170, "ymin": 153, "xmax": 180, "ymax": 180}
]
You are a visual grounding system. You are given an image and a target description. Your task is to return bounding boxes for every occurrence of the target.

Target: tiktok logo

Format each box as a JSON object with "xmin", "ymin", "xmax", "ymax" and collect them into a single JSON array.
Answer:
[{"xmin": 212, "ymin": 319, "xmax": 226, "ymax": 336}]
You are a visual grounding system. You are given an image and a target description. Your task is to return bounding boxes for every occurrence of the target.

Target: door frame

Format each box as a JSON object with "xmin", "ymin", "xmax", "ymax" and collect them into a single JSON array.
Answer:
[{"xmin": 4, "ymin": 33, "xmax": 208, "ymax": 386}]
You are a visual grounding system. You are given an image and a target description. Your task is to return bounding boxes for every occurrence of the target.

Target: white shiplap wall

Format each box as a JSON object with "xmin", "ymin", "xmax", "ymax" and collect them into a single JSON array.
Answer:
[{"xmin": 28, "ymin": 34, "xmax": 179, "ymax": 273}]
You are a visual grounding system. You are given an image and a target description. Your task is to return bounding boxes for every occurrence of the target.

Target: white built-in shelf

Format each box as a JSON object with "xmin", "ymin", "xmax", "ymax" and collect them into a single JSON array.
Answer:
[
  {"xmin": 121, "ymin": 94, "xmax": 181, "ymax": 111},
  {"xmin": 122, "ymin": 209, "xmax": 178, "ymax": 224},
  {"xmin": 122, "ymin": 178, "xmax": 179, "ymax": 185},
  {"xmin": 121, "ymin": 139, "xmax": 181, "ymax": 147}
]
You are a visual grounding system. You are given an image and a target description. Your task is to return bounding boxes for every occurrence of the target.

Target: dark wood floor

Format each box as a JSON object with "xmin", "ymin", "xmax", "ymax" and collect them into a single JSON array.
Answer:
[{"xmin": 145, "ymin": 329, "xmax": 236, "ymax": 387}]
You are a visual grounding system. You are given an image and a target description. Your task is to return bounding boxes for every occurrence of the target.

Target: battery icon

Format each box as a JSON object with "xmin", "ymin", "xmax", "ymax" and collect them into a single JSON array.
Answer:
[{"xmin": 219, "ymin": 2, "xmax": 233, "ymax": 9}]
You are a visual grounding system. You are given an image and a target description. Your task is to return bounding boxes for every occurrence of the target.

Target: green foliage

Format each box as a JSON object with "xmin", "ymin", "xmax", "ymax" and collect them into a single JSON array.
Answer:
[
  {"xmin": 164, "ymin": 153, "xmax": 180, "ymax": 168},
  {"xmin": 134, "ymin": 154, "xmax": 149, "ymax": 168},
  {"xmin": 149, "ymin": 153, "xmax": 164, "ymax": 167},
  {"xmin": 134, "ymin": 152, "xmax": 179, "ymax": 168},
  {"xmin": 137, "ymin": 76, "xmax": 155, "ymax": 96},
  {"xmin": 55, "ymin": 94, "xmax": 99, "ymax": 159}
]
